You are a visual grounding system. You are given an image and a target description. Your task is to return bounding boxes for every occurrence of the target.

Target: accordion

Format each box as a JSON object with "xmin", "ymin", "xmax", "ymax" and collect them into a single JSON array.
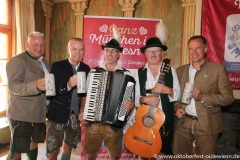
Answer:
[{"xmin": 83, "ymin": 70, "xmax": 135, "ymax": 127}]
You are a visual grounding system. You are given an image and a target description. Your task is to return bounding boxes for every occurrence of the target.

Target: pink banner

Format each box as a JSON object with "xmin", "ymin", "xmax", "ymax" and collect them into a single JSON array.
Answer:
[
  {"xmin": 83, "ymin": 16, "xmax": 159, "ymax": 69},
  {"xmin": 82, "ymin": 16, "xmax": 160, "ymax": 159},
  {"xmin": 202, "ymin": 0, "xmax": 240, "ymax": 89}
]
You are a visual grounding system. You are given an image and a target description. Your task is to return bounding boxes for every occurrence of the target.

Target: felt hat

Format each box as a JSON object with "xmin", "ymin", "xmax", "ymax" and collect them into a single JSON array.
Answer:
[
  {"xmin": 101, "ymin": 38, "xmax": 123, "ymax": 52},
  {"xmin": 140, "ymin": 37, "xmax": 168, "ymax": 52}
]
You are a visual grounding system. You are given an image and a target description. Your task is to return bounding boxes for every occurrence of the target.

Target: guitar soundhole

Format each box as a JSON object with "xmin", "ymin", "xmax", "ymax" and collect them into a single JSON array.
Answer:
[{"xmin": 142, "ymin": 115, "xmax": 155, "ymax": 128}]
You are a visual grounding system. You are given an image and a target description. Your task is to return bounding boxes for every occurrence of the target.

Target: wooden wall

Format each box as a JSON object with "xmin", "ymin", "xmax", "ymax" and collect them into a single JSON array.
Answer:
[
  {"xmin": 35, "ymin": 0, "xmax": 182, "ymax": 68},
  {"xmin": 35, "ymin": 0, "xmax": 45, "ymax": 34},
  {"xmin": 50, "ymin": 2, "xmax": 75, "ymax": 62}
]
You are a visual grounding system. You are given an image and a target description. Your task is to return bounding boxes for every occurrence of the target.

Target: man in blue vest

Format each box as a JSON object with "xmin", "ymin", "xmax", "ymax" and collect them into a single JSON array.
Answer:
[{"xmin": 134, "ymin": 37, "xmax": 180, "ymax": 159}]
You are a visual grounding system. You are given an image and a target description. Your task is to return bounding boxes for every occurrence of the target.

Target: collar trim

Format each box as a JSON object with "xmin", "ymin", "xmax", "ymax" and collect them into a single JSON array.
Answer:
[{"xmin": 25, "ymin": 50, "xmax": 37, "ymax": 60}]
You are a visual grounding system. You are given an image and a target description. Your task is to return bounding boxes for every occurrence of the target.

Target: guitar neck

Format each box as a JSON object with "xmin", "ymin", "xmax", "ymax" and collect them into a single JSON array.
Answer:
[
  {"xmin": 152, "ymin": 72, "xmax": 165, "ymax": 98},
  {"xmin": 149, "ymin": 58, "xmax": 170, "ymax": 109}
]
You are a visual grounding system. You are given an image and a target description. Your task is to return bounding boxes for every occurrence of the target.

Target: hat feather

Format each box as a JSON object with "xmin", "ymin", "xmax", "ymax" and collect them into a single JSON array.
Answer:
[
  {"xmin": 112, "ymin": 25, "xmax": 121, "ymax": 44},
  {"xmin": 155, "ymin": 20, "xmax": 167, "ymax": 44}
]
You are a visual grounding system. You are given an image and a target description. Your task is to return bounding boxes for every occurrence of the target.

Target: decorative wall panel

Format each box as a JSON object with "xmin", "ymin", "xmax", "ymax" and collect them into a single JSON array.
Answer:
[{"xmin": 50, "ymin": 2, "xmax": 75, "ymax": 63}]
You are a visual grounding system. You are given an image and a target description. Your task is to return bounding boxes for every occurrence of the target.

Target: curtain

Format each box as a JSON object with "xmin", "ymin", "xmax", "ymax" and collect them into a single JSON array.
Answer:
[{"xmin": 14, "ymin": 0, "xmax": 35, "ymax": 55}]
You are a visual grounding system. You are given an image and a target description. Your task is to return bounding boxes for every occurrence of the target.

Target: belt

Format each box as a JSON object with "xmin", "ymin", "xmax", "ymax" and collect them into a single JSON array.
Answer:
[{"xmin": 185, "ymin": 114, "xmax": 198, "ymax": 120}]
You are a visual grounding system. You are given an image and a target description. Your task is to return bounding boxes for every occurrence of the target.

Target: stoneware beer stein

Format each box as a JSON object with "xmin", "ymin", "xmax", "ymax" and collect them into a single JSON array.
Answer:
[
  {"xmin": 181, "ymin": 82, "xmax": 194, "ymax": 105},
  {"xmin": 45, "ymin": 73, "xmax": 56, "ymax": 96},
  {"xmin": 77, "ymin": 72, "xmax": 87, "ymax": 93}
]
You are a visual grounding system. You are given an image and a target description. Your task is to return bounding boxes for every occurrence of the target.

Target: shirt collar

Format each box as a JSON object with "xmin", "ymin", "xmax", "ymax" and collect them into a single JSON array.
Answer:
[
  {"xmin": 143, "ymin": 62, "xmax": 148, "ymax": 70},
  {"xmin": 68, "ymin": 58, "xmax": 80, "ymax": 69},
  {"xmin": 143, "ymin": 62, "xmax": 162, "ymax": 71},
  {"xmin": 38, "ymin": 56, "xmax": 44, "ymax": 62},
  {"xmin": 190, "ymin": 60, "xmax": 205, "ymax": 70},
  {"xmin": 25, "ymin": 50, "xmax": 38, "ymax": 60},
  {"xmin": 99, "ymin": 62, "xmax": 123, "ymax": 71}
]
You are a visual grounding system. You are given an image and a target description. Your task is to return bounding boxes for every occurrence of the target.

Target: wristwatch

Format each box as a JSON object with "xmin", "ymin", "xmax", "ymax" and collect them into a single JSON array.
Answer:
[{"xmin": 201, "ymin": 97, "xmax": 204, "ymax": 104}]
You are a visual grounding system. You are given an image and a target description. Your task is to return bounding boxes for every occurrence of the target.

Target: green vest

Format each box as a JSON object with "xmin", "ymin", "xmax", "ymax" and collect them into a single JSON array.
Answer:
[{"xmin": 138, "ymin": 67, "xmax": 174, "ymax": 137}]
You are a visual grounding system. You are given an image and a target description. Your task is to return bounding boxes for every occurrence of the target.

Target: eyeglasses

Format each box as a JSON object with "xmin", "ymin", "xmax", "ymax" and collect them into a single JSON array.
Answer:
[
  {"xmin": 104, "ymin": 49, "xmax": 119, "ymax": 54},
  {"xmin": 145, "ymin": 50, "xmax": 163, "ymax": 54}
]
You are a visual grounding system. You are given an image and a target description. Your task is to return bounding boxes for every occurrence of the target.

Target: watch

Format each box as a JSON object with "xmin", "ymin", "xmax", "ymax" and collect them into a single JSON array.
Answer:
[{"xmin": 201, "ymin": 97, "xmax": 204, "ymax": 104}]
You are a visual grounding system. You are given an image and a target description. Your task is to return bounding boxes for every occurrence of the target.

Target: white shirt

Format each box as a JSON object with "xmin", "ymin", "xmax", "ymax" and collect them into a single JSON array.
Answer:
[
  {"xmin": 134, "ymin": 62, "xmax": 181, "ymax": 109},
  {"xmin": 185, "ymin": 62, "xmax": 203, "ymax": 117},
  {"xmin": 98, "ymin": 62, "xmax": 129, "ymax": 74},
  {"xmin": 39, "ymin": 56, "xmax": 49, "ymax": 74},
  {"xmin": 86, "ymin": 62, "xmax": 132, "ymax": 88},
  {"xmin": 67, "ymin": 58, "xmax": 80, "ymax": 91}
]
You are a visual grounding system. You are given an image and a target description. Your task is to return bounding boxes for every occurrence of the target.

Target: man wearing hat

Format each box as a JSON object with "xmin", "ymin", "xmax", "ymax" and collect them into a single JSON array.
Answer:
[
  {"xmin": 134, "ymin": 37, "xmax": 180, "ymax": 158},
  {"xmin": 79, "ymin": 38, "xmax": 135, "ymax": 160}
]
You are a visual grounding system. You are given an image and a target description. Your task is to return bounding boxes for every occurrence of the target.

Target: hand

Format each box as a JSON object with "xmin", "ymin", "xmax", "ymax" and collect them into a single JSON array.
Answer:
[
  {"xmin": 78, "ymin": 112, "xmax": 88, "ymax": 124},
  {"xmin": 124, "ymin": 99, "xmax": 134, "ymax": 111},
  {"xmin": 141, "ymin": 95, "xmax": 160, "ymax": 107},
  {"xmin": 153, "ymin": 83, "xmax": 173, "ymax": 96},
  {"xmin": 36, "ymin": 78, "xmax": 45, "ymax": 91},
  {"xmin": 193, "ymin": 88, "xmax": 203, "ymax": 101},
  {"xmin": 68, "ymin": 75, "xmax": 77, "ymax": 88},
  {"xmin": 175, "ymin": 107, "xmax": 185, "ymax": 119}
]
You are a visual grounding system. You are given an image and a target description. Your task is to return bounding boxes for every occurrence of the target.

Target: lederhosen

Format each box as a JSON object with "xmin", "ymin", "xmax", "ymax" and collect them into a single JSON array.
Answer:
[{"xmin": 138, "ymin": 67, "xmax": 174, "ymax": 155}]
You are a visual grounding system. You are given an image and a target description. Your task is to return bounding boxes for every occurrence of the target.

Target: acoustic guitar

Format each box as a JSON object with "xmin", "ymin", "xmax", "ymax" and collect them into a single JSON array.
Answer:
[{"xmin": 124, "ymin": 58, "xmax": 171, "ymax": 158}]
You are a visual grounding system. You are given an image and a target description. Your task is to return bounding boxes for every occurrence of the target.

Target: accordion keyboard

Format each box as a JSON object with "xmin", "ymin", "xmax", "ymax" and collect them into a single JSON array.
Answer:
[{"xmin": 83, "ymin": 72, "xmax": 102, "ymax": 121}]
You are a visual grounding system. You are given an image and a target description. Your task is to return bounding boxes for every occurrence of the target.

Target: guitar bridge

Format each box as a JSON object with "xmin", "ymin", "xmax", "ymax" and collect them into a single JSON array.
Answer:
[{"xmin": 133, "ymin": 135, "xmax": 153, "ymax": 145}]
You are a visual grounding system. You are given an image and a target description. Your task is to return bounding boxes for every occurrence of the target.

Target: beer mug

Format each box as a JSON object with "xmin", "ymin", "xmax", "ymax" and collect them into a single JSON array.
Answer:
[
  {"xmin": 77, "ymin": 72, "xmax": 87, "ymax": 93},
  {"xmin": 181, "ymin": 82, "xmax": 194, "ymax": 105},
  {"xmin": 45, "ymin": 73, "xmax": 56, "ymax": 96}
]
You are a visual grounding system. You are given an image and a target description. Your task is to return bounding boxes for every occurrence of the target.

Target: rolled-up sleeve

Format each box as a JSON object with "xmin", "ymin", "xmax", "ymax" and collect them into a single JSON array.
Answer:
[{"xmin": 168, "ymin": 67, "xmax": 181, "ymax": 102}]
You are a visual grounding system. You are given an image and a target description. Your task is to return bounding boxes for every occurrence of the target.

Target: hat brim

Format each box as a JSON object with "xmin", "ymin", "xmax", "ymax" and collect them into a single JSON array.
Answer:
[
  {"xmin": 101, "ymin": 45, "xmax": 123, "ymax": 52},
  {"xmin": 140, "ymin": 44, "xmax": 168, "ymax": 53}
]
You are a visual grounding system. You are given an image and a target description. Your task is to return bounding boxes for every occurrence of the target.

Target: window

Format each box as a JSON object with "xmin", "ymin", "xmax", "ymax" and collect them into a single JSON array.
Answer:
[{"xmin": 0, "ymin": 0, "xmax": 11, "ymax": 115}]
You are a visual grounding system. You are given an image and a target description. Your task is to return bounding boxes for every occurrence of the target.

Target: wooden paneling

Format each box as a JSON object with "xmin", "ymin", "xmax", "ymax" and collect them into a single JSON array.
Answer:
[
  {"xmin": 35, "ymin": 0, "xmax": 183, "ymax": 67},
  {"xmin": 135, "ymin": 0, "xmax": 182, "ymax": 68},
  {"xmin": 87, "ymin": 0, "xmax": 122, "ymax": 16},
  {"xmin": 50, "ymin": 2, "xmax": 75, "ymax": 64},
  {"xmin": 35, "ymin": 0, "xmax": 45, "ymax": 34}
]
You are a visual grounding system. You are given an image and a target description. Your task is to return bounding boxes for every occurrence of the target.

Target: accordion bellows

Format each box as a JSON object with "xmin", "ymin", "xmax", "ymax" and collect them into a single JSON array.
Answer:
[{"xmin": 83, "ymin": 71, "xmax": 135, "ymax": 127}]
